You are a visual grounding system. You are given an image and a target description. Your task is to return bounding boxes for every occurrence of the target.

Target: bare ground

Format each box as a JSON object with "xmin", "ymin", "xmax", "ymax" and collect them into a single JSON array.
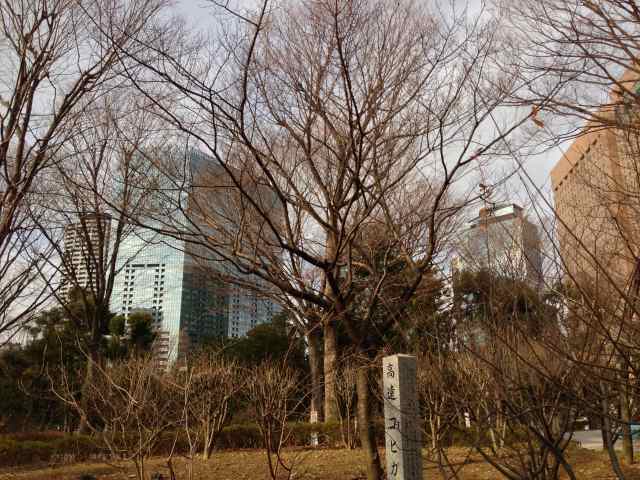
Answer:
[{"xmin": 1, "ymin": 447, "xmax": 640, "ymax": 479}]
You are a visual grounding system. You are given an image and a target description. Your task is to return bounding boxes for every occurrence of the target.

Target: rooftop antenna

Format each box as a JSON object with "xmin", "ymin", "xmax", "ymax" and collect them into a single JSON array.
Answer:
[{"xmin": 478, "ymin": 181, "xmax": 496, "ymax": 214}]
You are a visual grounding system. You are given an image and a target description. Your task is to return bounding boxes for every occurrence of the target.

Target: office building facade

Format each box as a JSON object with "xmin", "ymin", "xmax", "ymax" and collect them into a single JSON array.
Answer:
[
  {"xmin": 551, "ymin": 73, "xmax": 640, "ymax": 290},
  {"xmin": 110, "ymin": 147, "xmax": 280, "ymax": 366}
]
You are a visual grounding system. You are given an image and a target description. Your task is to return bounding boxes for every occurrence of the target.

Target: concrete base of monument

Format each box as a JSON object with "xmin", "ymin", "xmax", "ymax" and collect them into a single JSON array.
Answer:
[{"xmin": 565, "ymin": 430, "xmax": 640, "ymax": 450}]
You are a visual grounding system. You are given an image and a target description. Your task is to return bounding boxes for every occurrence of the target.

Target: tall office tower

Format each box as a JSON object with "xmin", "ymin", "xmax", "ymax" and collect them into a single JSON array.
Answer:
[
  {"xmin": 452, "ymin": 203, "xmax": 543, "ymax": 287},
  {"xmin": 110, "ymin": 148, "xmax": 280, "ymax": 366},
  {"xmin": 551, "ymin": 73, "xmax": 640, "ymax": 291},
  {"xmin": 61, "ymin": 213, "xmax": 112, "ymax": 299}
]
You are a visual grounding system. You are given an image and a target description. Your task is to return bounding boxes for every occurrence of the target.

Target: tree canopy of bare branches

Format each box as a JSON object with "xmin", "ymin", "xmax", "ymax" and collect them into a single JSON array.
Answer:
[
  {"xmin": 0, "ymin": 0, "xmax": 170, "ymax": 343},
  {"xmin": 111, "ymin": 0, "xmax": 554, "ymax": 477}
]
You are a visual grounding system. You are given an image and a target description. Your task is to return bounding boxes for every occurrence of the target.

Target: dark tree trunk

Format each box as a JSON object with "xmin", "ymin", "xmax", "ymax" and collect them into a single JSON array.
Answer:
[
  {"xmin": 76, "ymin": 330, "xmax": 101, "ymax": 435},
  {"xmin": 601, "ymin": 382, "xmax": 626, "ymax": 479},
  {"xmin": 356, "ymin": 362, "xmax": 383, "ymax": 480},
  {"xmin": 620, "ymin": 364, "xmax": 634, "ymax": 464}
]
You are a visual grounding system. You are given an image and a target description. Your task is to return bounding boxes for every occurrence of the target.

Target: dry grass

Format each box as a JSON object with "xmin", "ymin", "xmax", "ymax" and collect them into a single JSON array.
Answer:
[{"xmin": 1, "ymin": 447, "xmax": 640, "ymax": 479}]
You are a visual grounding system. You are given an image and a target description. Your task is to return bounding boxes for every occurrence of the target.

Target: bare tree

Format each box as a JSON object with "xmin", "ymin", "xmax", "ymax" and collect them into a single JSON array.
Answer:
[
  {"xmin": 453, "ymin": 332, "xmax": 579, "ymax": 480},
  {"xmin": 116, "ymin": 0, "xmax": 554, "ymax": 477},
  {"xmin": 32, "ymin": 89, "xmax": 170, "ymax": 433},
  {"xmin": 245, "ymin": 360, "xmax": 303, "ymax": 480},
  {"xmin": 334, "ymin": 351, "xmax": 358, "ymax": 449},
  {"xmin": 0, "ymin": 0, "xmax": 170, "ymax": 343},
  {"xmin": 181, "ymin": 350, "xmax": 243, "ymax": 461},
  {"xmin": 55, "ymin": 355, "xmax": 179, "ymax": 480},
  {"xmin": 417, "ymin": 352, "xmax": 457, "ymax": 453},
  {"xmin": 499, "ymin": 1, "xmax": 640, "ymax": 471}
]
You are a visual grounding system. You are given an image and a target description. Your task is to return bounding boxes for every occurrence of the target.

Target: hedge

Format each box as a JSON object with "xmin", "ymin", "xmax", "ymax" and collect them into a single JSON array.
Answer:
[
  {"xmin": 154, "ymin": 421, "xmax": 348, "ymax": 453},
  {"xmin": 0, "ymin": 421, "xmax": 491, "ymax": 467},
  {"xmin": 0, "ymin": 423, "xmax": 348, "ymax": 467},
  {"xmin": 0, "ymin": 434, "xmax": 101, "ymax": 467},
  {"xmin": 216, "ymin": 421, "xmax": 347, "ymax": 449}
]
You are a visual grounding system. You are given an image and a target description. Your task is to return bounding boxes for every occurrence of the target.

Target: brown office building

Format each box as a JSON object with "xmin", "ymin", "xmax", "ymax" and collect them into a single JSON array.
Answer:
[{"xmin": 551, "ymin": 75, "xmax": 640, "ymax": 291}]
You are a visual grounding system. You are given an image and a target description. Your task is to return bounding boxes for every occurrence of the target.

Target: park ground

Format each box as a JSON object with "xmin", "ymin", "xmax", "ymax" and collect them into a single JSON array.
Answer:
[{"xmin": 2, "ymin": 447, "xmax": 640, "ymax": 480}]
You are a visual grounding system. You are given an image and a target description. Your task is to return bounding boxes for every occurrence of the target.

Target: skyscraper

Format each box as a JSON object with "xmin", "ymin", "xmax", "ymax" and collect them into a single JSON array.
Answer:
[
  {"xmin": 110, "ymin": 147, "xmax": 280, "ymax": 366},
  {"xmin": 452, "ymin": 203, "xmax": 543, "ymax": 287},
  {"xmin": 451, "ymin": 203, "xmax": 543, "ymax": 348},
  {"xmin": 60, "ymin": 213, "xmax": 112, "ymax": 299}
]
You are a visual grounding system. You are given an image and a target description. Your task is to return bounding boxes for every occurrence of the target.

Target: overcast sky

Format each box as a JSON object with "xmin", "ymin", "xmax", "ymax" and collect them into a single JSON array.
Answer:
[{"xmin": 173, "ymin": 0, "xmax": 566, "ymax": 205}]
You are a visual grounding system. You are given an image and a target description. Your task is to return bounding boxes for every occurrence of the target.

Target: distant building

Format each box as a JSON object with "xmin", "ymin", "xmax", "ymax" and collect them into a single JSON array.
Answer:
[
  {"xmin": 551, "ymin": 73, "xmax": 640, "ymax": 290},
  {"xmin": 110, "ymin": 148, "xmax": 280, "ymax": 366},
  {"xmin": 61, "ymin": 213, "xmax": 112, "ymax": 299},
  {"xmin": 452, "ymin": 203, "xmax": 543, "ymax": 287}
]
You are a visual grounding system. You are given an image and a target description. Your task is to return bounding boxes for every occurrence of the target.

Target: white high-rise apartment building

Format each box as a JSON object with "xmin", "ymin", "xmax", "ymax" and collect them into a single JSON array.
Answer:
[{"xmin": 61, "ymin": 213, "xmax": 112, "ymax": 299}]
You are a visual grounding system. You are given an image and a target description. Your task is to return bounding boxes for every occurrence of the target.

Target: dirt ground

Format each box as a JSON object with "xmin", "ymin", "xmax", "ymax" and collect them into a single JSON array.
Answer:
[{"xmin": 1, "ymin": 447, "xmax": 640, "ymax": 479}]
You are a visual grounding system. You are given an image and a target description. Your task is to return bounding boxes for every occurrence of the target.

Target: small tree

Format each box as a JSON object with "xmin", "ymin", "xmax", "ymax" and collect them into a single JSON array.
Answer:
[
  {"xmin": 182, "ymin": 351, "xmax": 243, "ymax": 460},
  {"xmin": 417, "ymin": 352, "xmax": 457, "ymax": 452},
  {"xmin": 245, "ymin": 360, "xmax": 301, "ymax": 480},
  {"xmin": 57, "ymin": 356, "xmax": 178, "ymax": 480},
  {"xmin": 335, "ymin": 354, "xmax": 358, "ymax": 449},
  {"xmin": 450, "ymin": 331, "xmax": 579, "ymax": 480}
]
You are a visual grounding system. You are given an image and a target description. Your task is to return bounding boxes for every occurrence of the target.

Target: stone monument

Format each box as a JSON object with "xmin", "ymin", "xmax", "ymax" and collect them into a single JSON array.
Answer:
[
  {"xmin": 310, "ymin": 409, "xmax": 319, "ymax": 447},
  {"xmin": 382, "ymin": 354, "xmax": 422, "ymax": 480}
]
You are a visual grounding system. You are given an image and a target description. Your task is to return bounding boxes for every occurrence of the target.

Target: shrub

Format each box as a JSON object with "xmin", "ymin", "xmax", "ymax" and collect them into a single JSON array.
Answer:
[
  {"xmin": 215, "ymin": 421, "xmax": 351, "ymax": 449},
  {"xmin": 1, "ymin": 419, "xmax": 497, "ymax": 468},
  {"xmin": 0, "ymin": 438, "xmax": 54, "ymax": 466},
  {"xmin": 217, "ymin": 424, "xmax": 264, "ymax": 449},
  {"xmin": 52, "ymin": 435, "xmax": 102, "ymax": 462},
  {"xmin": 153, "ymin": 421, "xmax": 349, "ymax": 454},
  {"xmin": 0, "ymin": 434, "xmax": 101, "ymax": 467},
  {"xmin": 3, "ymin": 430, "xmax": 66, "ymax": 443}
]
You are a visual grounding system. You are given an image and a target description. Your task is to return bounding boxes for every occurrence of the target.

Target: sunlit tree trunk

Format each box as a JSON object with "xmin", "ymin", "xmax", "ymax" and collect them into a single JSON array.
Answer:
[{"xmin": 308, "ymin": 326, "xmax": 325, "ymax": 422}]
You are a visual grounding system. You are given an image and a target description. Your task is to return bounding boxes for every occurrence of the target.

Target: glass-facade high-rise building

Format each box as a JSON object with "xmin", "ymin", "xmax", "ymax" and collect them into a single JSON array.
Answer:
[
  {"xmin": 450, "ymin": 203, "xmax": 543, "ymax": 348},
  {"xmin": 111, "ymin": 227, "xmax": 187, "ymax": 365},
  {"xmin": 452, "ymin": 203, "xmax": 542, "ymax": 287},
  {"xmin": 110, "ymin": 147, "xmax": 280, "ymax": 366}
]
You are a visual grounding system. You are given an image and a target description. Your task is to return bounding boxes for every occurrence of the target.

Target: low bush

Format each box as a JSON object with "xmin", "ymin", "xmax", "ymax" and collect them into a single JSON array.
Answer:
[
  {"xmin": 2, "ymin": 430, "xmax": 67, "ymax": 443},
  {"xmin": 144, "ymin": 421, "xmax": 354, "ymax": 456},
  {"xmin": 0, "ymin": 438, "xmax": 54, "ymax": 466},
  {"xmin": 153, "ymin": 421, "xmax": 346, "ymax": 454},
  {"xmin": 0, "ymin": 420, "xmax": 412, "ymax": 467},
  {"xmin": 0, "ymin": 434, "xmax": 101, "ymax": 467},
  {"xmin": 215, "ymin": 421, "xmax": 348, "ymax": 449},
  {"xmin": 216, "ymin": 423, "xmax": 264, "ymax": 449}
]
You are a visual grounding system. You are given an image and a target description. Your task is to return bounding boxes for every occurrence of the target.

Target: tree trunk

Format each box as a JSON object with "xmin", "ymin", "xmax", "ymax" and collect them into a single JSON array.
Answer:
[
  {"xmin": 308, "ymin": 326, "xmax": 324, "ymax": 422},
  {"xmin": 356, "ymin": 364, "xmax": 383, "ymax": 480},
  {"xmin": 324, "ymin": 320, "xmax": 339, "ymax": 422},
  {"xmin": 202, "ymin": 434, "xmax": 213, "ymax": 460},
  {"xmin": 429, "ymin": 417, "xmax": 437, "ymax": 450},
  {"xmin": 620, "ymin": 363, "xmax": 634, "ymax": 464},
  {"xmin": 601, "ymin": 382, "xmax": 626, "ymax": 480},
  {"xmin": 77, "ymin": 343, "xmax": 100, "ymax": 434}
]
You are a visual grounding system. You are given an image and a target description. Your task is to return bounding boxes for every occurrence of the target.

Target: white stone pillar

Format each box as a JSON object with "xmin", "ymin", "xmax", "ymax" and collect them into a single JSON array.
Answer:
[{"xmin": 382, "ymin": 354, "xmax": 422, "ymax": 480}]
